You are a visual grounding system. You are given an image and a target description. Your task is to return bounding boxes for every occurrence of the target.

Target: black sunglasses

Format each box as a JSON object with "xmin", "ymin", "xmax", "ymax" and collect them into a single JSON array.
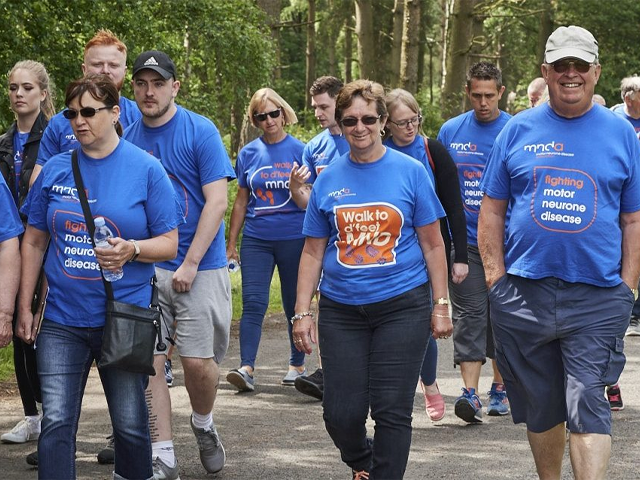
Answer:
[
  {"xmin": 550, "ymin": 59, "xmax": 593, "ymax": 74},
  {"xmin": 340, "ymin": 115, "xmax": 381, "ymax": 127},
  {"xmin": 253, "ymin": 108, "xmax": 282, "ymax": 122},
  {"xmin": 63, "ymin": 106, "xmax": 112, "ymax": 120}
]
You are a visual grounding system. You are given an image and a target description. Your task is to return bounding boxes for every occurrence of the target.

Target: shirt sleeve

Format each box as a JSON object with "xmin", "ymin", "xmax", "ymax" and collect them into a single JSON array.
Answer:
[
  {"xmin": 195, "ymin": 125, "xmax": 236, "ymax": 187},
  {"xmin": 0, "ymin": 178, "xmax": 23, "ymax": 242},
  {"xmin": 428, "ymin": 138, "xmax": 468, "ymax": 263},
  {"xmin": 302, "ymin": 184, "xmax": 331, "ymax": 238},
  {"xmin": 480, "ymin": 132, "xmax": 511, "ymax": 201},
  {"xmin": 36, "ymin": 122, "xmax": 61, "ymax": 166}
]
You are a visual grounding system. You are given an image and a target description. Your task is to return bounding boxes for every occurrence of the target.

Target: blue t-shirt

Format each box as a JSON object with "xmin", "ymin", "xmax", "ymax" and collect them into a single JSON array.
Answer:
[
  {"xmin": 124, "ymin": 106, "xmax": 235, "ymax": 270},
  {"xmin": 304, "ymin": 148, "xmax": 445, "ymax": 305},
  {"xmin": 37, "ymin": 96, "xmax": 141, "ymax": 166},
  {"xmin": 383, "ymin": 135, "xmax": 435, "ymax": 184},
  {"xmin": 612, "ymin": 107, "xmax": 640, "ymax": 141},
  {"xmin": 481, "ymin": 103, "xmax": 640, "ymax": 287},
  {"xmin": 12, "ymin": 131, "xmax": 29, "ymax": 202},
  {"xmin": 22, "ymin": 139, "xmax": 182, "ymax": 327},
  {"xmin": 302, "ymin": 129, "xmax": 350, "ymax": 183},
  {"xmin": 437, "ymin": 110, "xmax": 511, "ymax": 245},
  {"xmin": 0, "ymin": 175, "xmax": 23, "ymax": 242},
  {"xmin": 236, "ymin": 134, "xmax": 306, "ymax": 240}
]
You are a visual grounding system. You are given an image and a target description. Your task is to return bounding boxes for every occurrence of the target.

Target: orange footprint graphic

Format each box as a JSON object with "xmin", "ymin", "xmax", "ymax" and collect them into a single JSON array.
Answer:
[{"xmin": 265, "ymin": 190, "xmax": 275, "ymax": 205}]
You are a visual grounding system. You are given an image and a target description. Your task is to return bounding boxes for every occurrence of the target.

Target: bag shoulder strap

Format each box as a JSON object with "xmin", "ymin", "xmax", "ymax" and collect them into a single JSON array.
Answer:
[
  {"xmin": 423, "ymin": 136, "xmax": 436, "ymax": 173},
  {"xmin": 71, "ymin": 150, "xmax": 115, "ymax": 301}
]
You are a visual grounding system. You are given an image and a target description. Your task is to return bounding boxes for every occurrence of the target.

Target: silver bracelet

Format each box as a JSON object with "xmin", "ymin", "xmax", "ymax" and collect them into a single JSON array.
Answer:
[{"xmin": 290, "ymin": 311, "xmax": 314, "ymax": 325}]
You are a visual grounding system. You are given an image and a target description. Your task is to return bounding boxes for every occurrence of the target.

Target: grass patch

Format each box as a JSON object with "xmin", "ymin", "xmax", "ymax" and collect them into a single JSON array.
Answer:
[
  {"xmin": 230, "ymin": 267, "xmax": 283, "ymax": 321},
  {"xmin": 0, "ymin": 274, "xmax": 284, "ymax": 379},
  {"xmin": 0, "ymin": 344, "xmax": 15, "ymax": 382}
]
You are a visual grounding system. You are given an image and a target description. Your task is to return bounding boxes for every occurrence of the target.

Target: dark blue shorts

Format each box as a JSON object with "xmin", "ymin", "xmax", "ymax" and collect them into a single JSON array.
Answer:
[{"xmin": 489, "ymin": 275, "xmax": 632, "ymax": 434}]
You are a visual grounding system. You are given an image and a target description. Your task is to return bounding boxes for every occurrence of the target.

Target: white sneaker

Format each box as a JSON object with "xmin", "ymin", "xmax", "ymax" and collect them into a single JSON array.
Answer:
[
  {"xmin": 626, "ymin": 317, "xmax": 640, "ymax": 336},
  {"xmin": 1, "ymin": 416, "xmax": 41, "ymax": 444}
]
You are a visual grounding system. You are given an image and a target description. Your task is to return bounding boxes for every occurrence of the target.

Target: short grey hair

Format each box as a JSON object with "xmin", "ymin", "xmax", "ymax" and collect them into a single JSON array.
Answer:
[{"xmin": 620, "ymin": 75, "xmax": 640, "ymax": 101}]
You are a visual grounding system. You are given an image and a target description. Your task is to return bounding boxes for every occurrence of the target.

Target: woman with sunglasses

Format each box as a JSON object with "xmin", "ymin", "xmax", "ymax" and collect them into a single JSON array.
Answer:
[
  {"xmin": 292, "ymin": 80, "xmax": 452, "ymax": 479},
  {"xmin": 383, "ymin": 88, "xmax": 468, "ymax": 423},
  {"xmin": 226, "ymin": 88, "xmax": 307, "ymax": 391},
  {"xmin": 0, "ymin": 60, "xmax": 55, "ymax": 447},
  {"xmin": 17, "ymin": 74, "xmax": 181, "ymax": 480}
]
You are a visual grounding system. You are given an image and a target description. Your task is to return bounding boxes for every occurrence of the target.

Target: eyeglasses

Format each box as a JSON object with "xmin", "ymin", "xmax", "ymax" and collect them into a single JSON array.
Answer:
[
  {"xmin": 550, "ymin": 59, "xmax": 593, "ymax": 74},
  {"xmin": 253, "ymin": 108, "xmax": 282, "ymax": 122},
  {"xmin": 389, "ymin": 115, "xmax": 422, "ymax": 128},
  {"xmin": 340, "ymin": 115, "xmax": 381, "ymax": 127},
  {"xmin": 63, "ymin": 106, "xmax": 112, "ymax": 120}
]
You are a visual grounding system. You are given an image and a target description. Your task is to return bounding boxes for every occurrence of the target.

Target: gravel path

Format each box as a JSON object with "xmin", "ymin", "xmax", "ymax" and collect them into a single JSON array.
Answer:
[{"xmin": 1, "ymin": 314, "xmax": 639, "ymax": 479}]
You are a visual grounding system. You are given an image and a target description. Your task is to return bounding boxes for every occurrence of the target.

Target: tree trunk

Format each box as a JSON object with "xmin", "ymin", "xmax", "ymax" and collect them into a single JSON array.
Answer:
[
  {"xmin": 355, "ymin": 0, "xmax": 375, "ymax": 79},
  {"xmin": 390, "ymin": 0, "xmax": 404, "ymax": 86},
  {"xmin": 399, "ymin": 0, "xmax": 420, "ymax": 93},
  {"xmin": 417, "ymin": 2, "xmax": 428, "ymax": 93},
  {"xmin": 344, "ymin": 14, "xmax": 354, "ymax": 83},
  {"xmin": 536, "ymin": 0, "xmax": 553, "ymax": 69},
  {"xmin": 305, "ymin": 0, "xmax": 316, "ymax": 108},
  {"xmin": 256, "ymin": 0, "xmax": 282, "ymax": 80},
  {"xmin": 441, "ymin": 0, "xmax": 478, "ymax": 119}
]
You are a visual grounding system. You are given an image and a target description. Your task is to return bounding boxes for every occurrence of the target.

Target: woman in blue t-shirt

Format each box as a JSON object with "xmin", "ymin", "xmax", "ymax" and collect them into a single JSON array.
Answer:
[
  {"xmin": 226, "ymin": 88, "xmax": 307, "ymax": 392},
  {"xmin": 384, "ymin": 88, "xmax": 469, "ymax": 424},
  {"xmin": 17, "ymin": 74, "xmax": 181, "ymax": 480},
  {"xmin": 292, "ymin": 80, "xmax": 452, "ymax": 479},
  {"xmin": 0, "ymin": 60, "xmax": 55, "ymax": 448}
]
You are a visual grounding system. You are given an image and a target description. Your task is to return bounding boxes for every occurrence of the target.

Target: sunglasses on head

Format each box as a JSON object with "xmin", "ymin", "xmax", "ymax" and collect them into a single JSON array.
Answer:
[
  {"xmin": 253, "ymin": 108, "xmax": 282, "ymax": 122},
  {"xmin": 340, "ymin": 115, "xmax": 381, "ymax": 127},
  {"xmin": 63, "ymin": 106, "xmax": 112, "ymax": 120},
  {"xmin": 550, "ymin": 59, "xmax": 593, "ymax": 74}
]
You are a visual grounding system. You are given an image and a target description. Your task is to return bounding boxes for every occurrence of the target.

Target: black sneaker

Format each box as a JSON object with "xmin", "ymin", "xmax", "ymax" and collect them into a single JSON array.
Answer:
[
  {"xmin": 96, "ymin": 433, "xmax": 115, "ymax": 464},
  {"xmin": 294, "ymin": 368, "xmax": 323, "ymax": 400},
  {"xmin": 607, "ymin": 384, "xmax": 624, "ymax": 411},
  {"xmin": 26, "ymin": 450, "xmax": 38, "ymax": 466}
]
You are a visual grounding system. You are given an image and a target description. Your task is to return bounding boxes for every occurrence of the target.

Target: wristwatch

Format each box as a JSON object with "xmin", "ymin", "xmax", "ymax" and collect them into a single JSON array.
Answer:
[
  {"xmin": 128, "ymin": 239, "xmax": 140, "ymax": 262},
  {"xmin": 632, "ymin": 288, "xmax": 639, "ymax": 301},
  {"xmin": 434, "ymin": 297, "xmax": 449, "ymax": 306}
]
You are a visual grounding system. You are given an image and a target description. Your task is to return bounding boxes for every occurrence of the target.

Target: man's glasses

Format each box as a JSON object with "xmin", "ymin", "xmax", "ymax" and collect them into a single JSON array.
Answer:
[
  {"xmin": 340, "ymin": 115, "xmax": 381, "ymax": 127},
  {"xmin": 253, "ymin": 108, "xmax": 282, "ymax": 122},
  {"xmin": 550, "ymin": 59, "xmax": 593, "ymax": 74},
  {"xmin": 389, "ymin": 115, "xmax": 422, "ymax": 128},
  {"xmin": 63, "ymin": 106, "xmax": 112, "ymax": 120}
]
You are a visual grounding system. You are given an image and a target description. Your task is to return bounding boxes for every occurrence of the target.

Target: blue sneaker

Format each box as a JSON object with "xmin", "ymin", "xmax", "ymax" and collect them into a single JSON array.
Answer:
[
  {"xmin": 454, "ymin": 387, "xmax": 483, "ymax": 423},
  {"xmin": 226, "ymin": 368, "xmax": 255, "ymax": 392},
  {"xmin": 487, "ymin": 382, "xmax": 509, "ymax": 416},
  {"xmin": 164, "ymin": 359, "xmax": 174, "ymax": 387}
]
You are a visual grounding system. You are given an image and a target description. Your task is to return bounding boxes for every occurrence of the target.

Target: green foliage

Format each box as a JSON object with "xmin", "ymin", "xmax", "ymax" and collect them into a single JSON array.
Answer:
[
  {"xmin": 0, "ymin": 0, "xmax": 275, "ymax": 138},
  {"xmin": 0, "ymin": 344, "xmax": 14, "ymax": 382}
]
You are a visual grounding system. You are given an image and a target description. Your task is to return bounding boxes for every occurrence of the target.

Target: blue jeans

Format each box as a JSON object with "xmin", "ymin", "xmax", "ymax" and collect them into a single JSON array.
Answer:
[
  {"xmin": 319, "ymin": 284, "xmax": 431, "ymax": 479},
  {"xmin": 419, "ymin": 335, "xmax": 438, "ymax": 386},
  {"xmin": 239, "ymin": 235, "xmax": 305, "ymax": 369},
  {"xmin": 36, "ymin": 320, "xmax": 152, "ymax": 480}
]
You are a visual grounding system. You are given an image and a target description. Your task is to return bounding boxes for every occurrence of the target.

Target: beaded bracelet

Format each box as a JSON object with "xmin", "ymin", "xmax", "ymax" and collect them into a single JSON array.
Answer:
[{"xmin": 290, "ymin": 311, "xmax": 314, "ymax": 325}]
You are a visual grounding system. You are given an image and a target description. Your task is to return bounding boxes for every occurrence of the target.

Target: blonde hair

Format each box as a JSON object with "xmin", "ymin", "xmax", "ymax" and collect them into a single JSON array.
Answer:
[
  {"xmin": 247, "ymin": 88, "xmax": 298, "ymax": 128},
  {"xmin": 384, "ymin": 88, "xmax": 424, "ymax": 137},
  {"xmin": 8, "ymin": 60, "xmax": 56, "ymax": 120}
]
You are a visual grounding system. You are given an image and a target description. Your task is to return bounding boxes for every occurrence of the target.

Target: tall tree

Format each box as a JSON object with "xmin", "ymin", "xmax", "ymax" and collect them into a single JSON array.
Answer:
[
  {"xmin": 344, "ymin": 12, "xmax": 354, "ymax": 82},
  {"xmin": 355, "ymin": 0, "xmax": 376, "ymax": 79},
  {"xmin": 399, "ymin": 0, "xmax": 420, "ymax": 93},
  {"xmin": 257, "ymin": 0, "xmax": 283, "ymax": 79},
  {"xmin": 441, "ymin": 0, "xmax": 480, "ymax": 119},
  {"xmin": 305, "ymin": 0, "xmax": 317, "ymax": 108},
  {"xmin": 390, "ymin": 0, "xmax": 404, "ymax": 86},
  {"xmin": 536, "ymin": 0, "xmax": 553, "ymax": 70}
]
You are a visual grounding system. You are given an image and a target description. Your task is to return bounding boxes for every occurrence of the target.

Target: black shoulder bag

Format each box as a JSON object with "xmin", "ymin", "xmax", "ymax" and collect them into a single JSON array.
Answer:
[{"xmin": 72, "ymin": 150, "xmax": 165, "ymax": 375}]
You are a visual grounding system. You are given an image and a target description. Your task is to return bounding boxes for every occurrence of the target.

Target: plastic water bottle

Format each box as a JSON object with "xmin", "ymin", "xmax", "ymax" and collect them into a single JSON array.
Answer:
[
  {"xmin": 228, "ymin": 259, "xmax": 241, "ymax": 273},
  {"xmin": 93, "ymin": 217, "xmax": 123, "ymax": 282}
]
